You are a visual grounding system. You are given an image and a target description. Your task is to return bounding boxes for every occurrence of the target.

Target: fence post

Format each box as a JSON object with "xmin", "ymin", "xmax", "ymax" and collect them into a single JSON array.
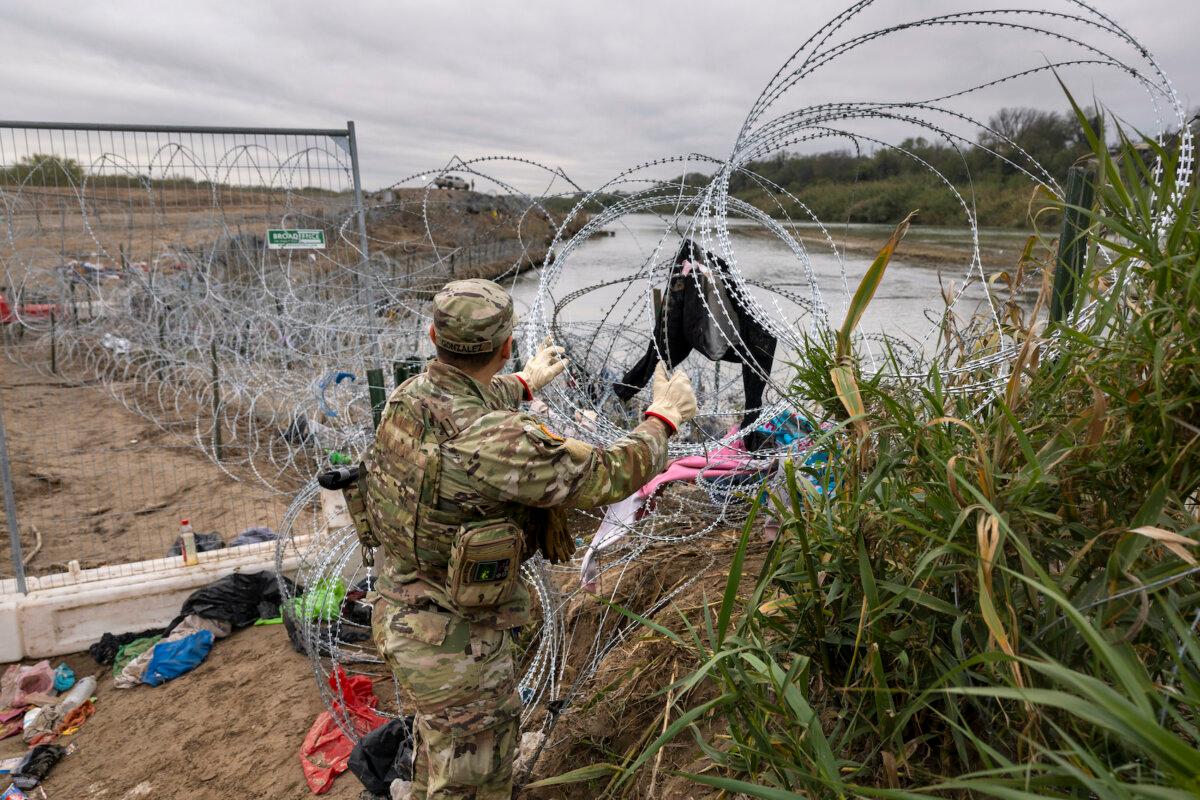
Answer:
[
  {"xmin": 393, "ymin": 357, "xmax": 422, "ymax": 388},
  {"xmin": 156, "ymin": 306, "xmax": 167, "ymax": 379},
  {"xmin": 49, "ymin": 310, "xmax": 57, "ymax": 374},
  {"xmin": 1050, "ymin": 164, "xmax": 1097, "ymax": 325},
  {"xmin": 210, "ymin": 341, "xmax": 223, "ymax": 461},
  {"xmin": 346, "ymin": 121, "xmax": 378, "ymax": 359},
  {"xmin": 367, "ymin": 368, "xmax": 387, "ymax": 431},
  {"xmin": 0, "ymin": 396, "xmax": 28, "ymax": 593}
]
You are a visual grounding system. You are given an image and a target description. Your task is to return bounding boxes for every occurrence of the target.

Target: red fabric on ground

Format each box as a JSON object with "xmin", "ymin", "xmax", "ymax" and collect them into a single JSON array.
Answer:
[{"xmin": 299, "ymin": 668, "xmax": 388, "ymax": 794}]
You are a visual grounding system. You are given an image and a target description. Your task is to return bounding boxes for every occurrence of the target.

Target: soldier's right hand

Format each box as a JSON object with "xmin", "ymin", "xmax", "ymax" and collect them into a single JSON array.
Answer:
[
  {"xmin": 644, "ymin": 364, "xmax": 698, "ymax": 434},
  {"xmin": 517, "ymin": 335, "xmax": 569, "ymax": 393}
]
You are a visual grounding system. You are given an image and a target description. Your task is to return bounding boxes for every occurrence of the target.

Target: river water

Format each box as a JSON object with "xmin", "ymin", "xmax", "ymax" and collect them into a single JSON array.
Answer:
[{"xmin": 505, "ymin": 213, "xmax": 1026, "ymax": 358}]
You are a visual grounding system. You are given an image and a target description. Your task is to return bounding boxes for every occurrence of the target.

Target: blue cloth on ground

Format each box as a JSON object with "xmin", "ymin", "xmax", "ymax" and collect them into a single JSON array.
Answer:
[
  {"xmin": 53, "ymin": 663, "xmax": 75, "ymax": 692},
  {"xmin": 142, "ymin": 630, "xmax": 214, "ymax": 686}
]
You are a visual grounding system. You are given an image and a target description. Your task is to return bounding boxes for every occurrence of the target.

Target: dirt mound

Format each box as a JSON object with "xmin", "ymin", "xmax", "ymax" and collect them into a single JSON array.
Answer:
[{"xmin": 523, "ymin": 525, "xmax": 772, "ymax": 799}]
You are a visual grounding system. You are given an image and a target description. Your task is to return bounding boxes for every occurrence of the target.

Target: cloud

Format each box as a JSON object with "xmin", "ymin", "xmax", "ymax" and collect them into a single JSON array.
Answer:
[{"xmin": 0, "ymin": 1, "xmax": 1194, "ymax": 190}]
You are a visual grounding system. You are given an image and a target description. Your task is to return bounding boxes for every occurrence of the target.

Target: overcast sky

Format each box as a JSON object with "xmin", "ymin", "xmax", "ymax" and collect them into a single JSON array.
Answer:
[{"xmin": 2, "ymin": 1, "xmax": 1196, "ymax": 190}]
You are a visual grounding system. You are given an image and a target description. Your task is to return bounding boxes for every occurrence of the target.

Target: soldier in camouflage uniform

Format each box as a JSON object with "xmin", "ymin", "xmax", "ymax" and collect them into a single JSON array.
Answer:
[{"xmin": 364, "ymin": 278, "xmax": 697, "ymax": 799}]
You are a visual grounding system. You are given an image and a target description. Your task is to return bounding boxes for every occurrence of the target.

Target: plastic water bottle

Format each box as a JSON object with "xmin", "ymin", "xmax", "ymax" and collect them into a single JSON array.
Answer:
[
  {"xmin": 20, "ymin": 675, "xmax": 96, "ymax": 740},
  {"xmin": 180, "ymin": 519, "xmax": 199, "ymax": 566},
  {"xmin": 56, "ymin": 675, "xmax": 96, "ymax": 715}
]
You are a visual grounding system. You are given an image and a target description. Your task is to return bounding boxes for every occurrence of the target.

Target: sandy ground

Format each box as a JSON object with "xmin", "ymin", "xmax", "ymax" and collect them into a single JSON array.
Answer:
[
  {"xmin": 0, "ymin": 352, "xmax": 292, "ymax": 579},
  {"xmin": 0, "ymin": 519, "xmax": 760, "ymax": 800},
  {"xmin": 0, "ymin": 625, "xmax": 365, "ymax": 799},
  {"xmin": 0, "ymin": 328, "xmax": 761, "ymax": 800}
]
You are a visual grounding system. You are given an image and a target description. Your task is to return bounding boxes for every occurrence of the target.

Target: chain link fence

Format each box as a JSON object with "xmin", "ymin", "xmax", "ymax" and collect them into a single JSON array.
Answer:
[{"xmin": 0, "ymin": 120, "xmax": 375, "ymax": 589}]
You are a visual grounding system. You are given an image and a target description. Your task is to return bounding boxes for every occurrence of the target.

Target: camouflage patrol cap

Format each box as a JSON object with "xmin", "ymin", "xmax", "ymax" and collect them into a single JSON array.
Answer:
[{"xmin": 432, "ymin": 279, "xmax": 517, "ymax": 355}]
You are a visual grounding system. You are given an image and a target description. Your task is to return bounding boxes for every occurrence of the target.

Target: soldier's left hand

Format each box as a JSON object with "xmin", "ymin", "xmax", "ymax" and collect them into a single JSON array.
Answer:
[{"xmin": 518, "ymin": 336, "xmax": 569, "ymax": 392}]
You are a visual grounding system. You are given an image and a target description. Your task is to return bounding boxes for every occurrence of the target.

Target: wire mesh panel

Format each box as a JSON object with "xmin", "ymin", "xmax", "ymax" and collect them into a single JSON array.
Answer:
[{"xmin": 0, "ymin": 121, "xmax": 372, "ymax": 586}]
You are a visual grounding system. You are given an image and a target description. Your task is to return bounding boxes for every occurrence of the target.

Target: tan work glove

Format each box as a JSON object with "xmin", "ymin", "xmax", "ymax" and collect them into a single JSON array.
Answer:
[
  {"xmin": 516, "ymin": 336, "xmax": 569, "ymax": 394},
  {"xmin": 526, "ymin": 507, "xmax": 576, "ymax": 564},
  {"xmin": 644, "ymin": 363, "xmax": 697, "ymax": 434}
]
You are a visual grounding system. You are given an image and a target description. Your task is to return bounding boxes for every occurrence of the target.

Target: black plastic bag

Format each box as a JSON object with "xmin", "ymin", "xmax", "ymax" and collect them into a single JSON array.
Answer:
[
  {"xmin": 282, "ymin": 604, "xmax": 371, "ymax": 656},
  {"xmin": 169, "ymin": 571, "xmax": 290, "ymax": 631},
  {"xmin": 348, "ymin": 718, "xmax": 414, "ymax": 794},
  {"xmin": 13, "ymin": 743, "xmax": 66, "ymax": 789}
]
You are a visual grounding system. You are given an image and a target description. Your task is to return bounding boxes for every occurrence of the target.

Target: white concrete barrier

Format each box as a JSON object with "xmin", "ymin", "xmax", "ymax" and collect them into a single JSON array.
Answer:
[{"xmin": 0, "ymin": 535, "xmax": 311, "ymax": 661}]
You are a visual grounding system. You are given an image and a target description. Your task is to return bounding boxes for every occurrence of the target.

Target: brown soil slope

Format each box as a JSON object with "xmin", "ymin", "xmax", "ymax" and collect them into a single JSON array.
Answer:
[{"xmin": 0, "ymin": 354, "xmax": 288, "ymax": 578}]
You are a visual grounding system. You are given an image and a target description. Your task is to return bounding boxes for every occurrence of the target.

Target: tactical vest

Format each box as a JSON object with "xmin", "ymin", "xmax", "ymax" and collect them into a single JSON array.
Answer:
[
  {"xmin": 364, "ymin": 391, "xmax": 469, "ymax": 578},
  {"xmin": 362, "ymin": 385, "xmax": 529, "ymax": 624}
]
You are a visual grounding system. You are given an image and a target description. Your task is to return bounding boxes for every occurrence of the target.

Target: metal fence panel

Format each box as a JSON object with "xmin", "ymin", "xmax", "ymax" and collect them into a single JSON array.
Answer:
[{"xmin": 0, "ymin": 121, "xmax": 371, "ymax": 587}]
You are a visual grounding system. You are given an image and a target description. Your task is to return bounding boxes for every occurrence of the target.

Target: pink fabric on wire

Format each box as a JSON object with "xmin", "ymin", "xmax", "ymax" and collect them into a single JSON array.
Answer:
[
  {"xmin": 637, "ymin": 439, "xmax": 757, "ymax": 499},
  {"xmin": 581, "ymin": 432, "xmax": 766, "ymax": 590}
]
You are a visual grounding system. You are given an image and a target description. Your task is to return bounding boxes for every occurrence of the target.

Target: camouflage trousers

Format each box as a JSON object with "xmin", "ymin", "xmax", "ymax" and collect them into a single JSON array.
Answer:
[{"xmin": 372, "ymin": 597, "xmax": 521, "ymax": 800}]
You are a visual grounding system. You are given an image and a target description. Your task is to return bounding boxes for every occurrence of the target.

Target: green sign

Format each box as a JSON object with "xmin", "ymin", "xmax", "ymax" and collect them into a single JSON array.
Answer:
[{"xmin": 267, "ymin": 228, "xmax": 326, "ymax": 250}]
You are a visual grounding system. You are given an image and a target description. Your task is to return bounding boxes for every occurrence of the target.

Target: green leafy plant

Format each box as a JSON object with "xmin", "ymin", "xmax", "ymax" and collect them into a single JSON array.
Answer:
[{"xmin": 600, "ymin": 103, "xmax": 1200, "ymax": 798}]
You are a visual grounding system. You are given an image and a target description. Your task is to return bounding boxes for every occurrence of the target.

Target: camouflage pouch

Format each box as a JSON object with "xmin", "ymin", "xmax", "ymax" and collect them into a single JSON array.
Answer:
[
  {"xmin": 343, "ymin": 464, "xmax": 379, "ymax": 554},
  {"xmin": 447, "ymin": 519, "xmax": 521, "ymax": 609}
]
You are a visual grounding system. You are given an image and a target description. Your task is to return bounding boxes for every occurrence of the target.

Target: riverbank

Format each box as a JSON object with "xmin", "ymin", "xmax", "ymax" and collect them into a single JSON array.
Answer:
[
  {"xmin": 365, "ymin": 188, "xmax": 590, "ymax": 284},
  {"xmin": 729, "ymin": 220, "xmax": 1035, "ymax": 270}
]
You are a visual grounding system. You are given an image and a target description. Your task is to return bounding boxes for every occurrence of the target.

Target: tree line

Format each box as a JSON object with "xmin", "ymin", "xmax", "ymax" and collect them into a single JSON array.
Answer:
[
  {"xmin": 0, "ymin": 153, "xmax": 338, "ymax": 195},
  {"xmin": 720, "ymin": 107, "xmax": 1110, "ymax": 227}
]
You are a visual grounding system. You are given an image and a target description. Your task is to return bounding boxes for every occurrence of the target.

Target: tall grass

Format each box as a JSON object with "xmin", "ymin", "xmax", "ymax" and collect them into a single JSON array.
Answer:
[{"xmin": 605, "ymin": 110, "xmax": 1199, "ymax": 797}]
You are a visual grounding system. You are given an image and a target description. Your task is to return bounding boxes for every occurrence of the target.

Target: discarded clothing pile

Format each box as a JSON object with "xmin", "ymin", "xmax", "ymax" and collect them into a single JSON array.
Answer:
[
  {"xmin": 88, "ymin": 570, "xmax": 289, "ymax": 689},
  {"xmin": 0, "ymin": 660, "xmax": 98, "ymax": 758},
  {"xmin": 581, "ymin": 414, "xmax": 832, "ymax": 589},
  {"xmin": 111, "ymin": 616, "xmax": 224, "ymax": 688},
  {"xmin": 300, "ymin": 667, "xmax": 389, "ymax": 794}
]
